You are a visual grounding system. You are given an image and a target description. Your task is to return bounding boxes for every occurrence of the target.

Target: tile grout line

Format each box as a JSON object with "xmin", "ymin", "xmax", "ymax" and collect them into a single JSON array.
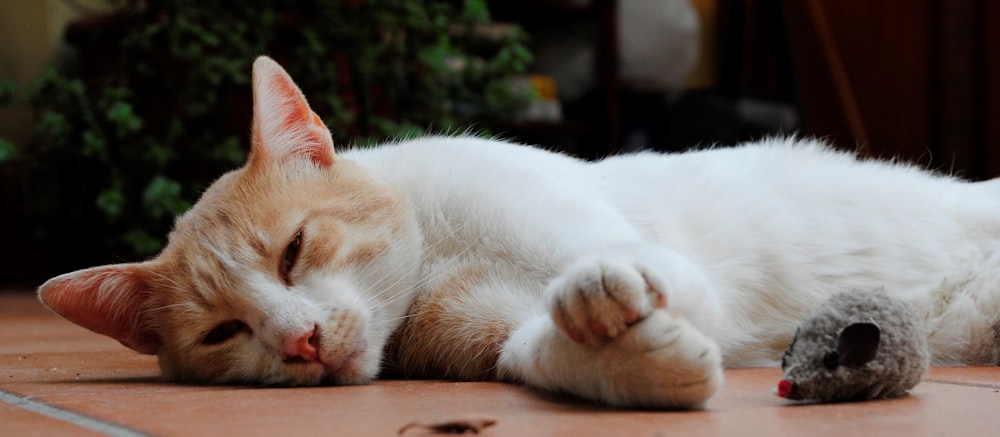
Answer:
[
  {"xmin": 923, "ymin": 379, "xmax": 1000, "ymax": 390},
  {"xmin": 0, "ymin": 389, "xmax": 154, "ymax": 437}
]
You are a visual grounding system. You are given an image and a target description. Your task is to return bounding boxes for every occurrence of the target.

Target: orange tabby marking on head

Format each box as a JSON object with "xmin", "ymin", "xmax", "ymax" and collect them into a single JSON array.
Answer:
[
  {"xmin": 338, "ymin": 242, "xmax": 391, "ymax": 269},
  {"xmin": 36, "ymin": 56, "xmax": 422, "ymax": 388}
]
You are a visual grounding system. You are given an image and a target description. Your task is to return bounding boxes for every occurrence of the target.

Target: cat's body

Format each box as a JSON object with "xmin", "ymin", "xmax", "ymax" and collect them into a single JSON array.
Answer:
[
  {"xmin": 365, "ymin": 136, "xmax": 1000, "ymax": 374},
  {"xmin": 38, "ymin": 57, "xmax": 1000, "ymax": 409}
]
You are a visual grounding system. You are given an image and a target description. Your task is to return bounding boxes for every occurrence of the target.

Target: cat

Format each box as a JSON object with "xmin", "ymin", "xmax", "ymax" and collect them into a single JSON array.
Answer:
[{"xmin": 37, "ymin": 56, "xmax": 1000, "ymax": 409}]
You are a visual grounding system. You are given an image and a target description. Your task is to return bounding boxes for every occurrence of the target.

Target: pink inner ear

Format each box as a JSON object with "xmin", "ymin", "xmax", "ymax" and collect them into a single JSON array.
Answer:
[
  {"xmin": 251, "ymin": 56, "xmax": 335, "ymax": 169},
  {"xmin": 37, "ymin": 264, "xmax": 162, "ymax": 355},
  {"xmin": 275, "ymin": 89, "xmax": 333, "ymax": 167}
]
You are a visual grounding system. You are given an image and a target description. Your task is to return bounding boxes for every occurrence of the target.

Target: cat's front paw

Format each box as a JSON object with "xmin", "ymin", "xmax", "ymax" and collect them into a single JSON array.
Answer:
[
  {"xmin": 547, "ymin": 255, "xmax": 668, "ymax": 346},
  {"xmin": 499, "ymin": 310, "xmax": 723, "ymax": 409},
  {"xmin": 602, "ymin": 310, "xmax": 724, "ymax": 408}
]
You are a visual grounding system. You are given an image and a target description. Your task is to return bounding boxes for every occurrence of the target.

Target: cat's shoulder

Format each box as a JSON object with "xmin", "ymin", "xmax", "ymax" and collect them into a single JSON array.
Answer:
[{"xmin": 342, "ymin": 135, "xmax": 584, "ymax": 175}]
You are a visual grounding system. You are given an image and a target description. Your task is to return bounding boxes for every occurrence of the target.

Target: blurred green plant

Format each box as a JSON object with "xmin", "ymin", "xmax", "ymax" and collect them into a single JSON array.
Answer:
[
  {"xmin": 0, "ymin": 79, "xmax": 16, "ymax": 162},
  {"xmin": 7, "ymin": 0, "xmax": 533, "ymax": 261}
]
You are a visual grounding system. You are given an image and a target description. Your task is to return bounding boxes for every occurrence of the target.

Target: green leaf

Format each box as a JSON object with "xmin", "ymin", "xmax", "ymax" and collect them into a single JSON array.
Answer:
[
  {"xmin": 122, "ymin": 228, "xmax": 163, "ymax": 256},
  {"xmin": 0, "ymin": 138, "xmax": 16, "ymax": 162},
  {"xmin": 96, "ymin": 188, "xmax": 126, "ymax": 220},
  {"xmin": 463, "ymin": 0, "xmax": 490, "ymax": 22},
  {"xmin": 37, "ymin": 111, "xmax": 68, "ymax": 138},
  {"xmin": 106, "ymin": 101, "xmax": 144, "ymax": 135},
  {"xmin": 0, "ymin": 80, "xmax": 17, "ymax": 102},
  {"xmin": 143, "ymin": 175, "xmax": 191, "ymax": 219},
  {"xmin": 81, "ymin": 130, "xmax": 107, "ymax": 158},
  {"xmin": 210, "ymin": 136, "xmax": 246, "ymax": 165}
]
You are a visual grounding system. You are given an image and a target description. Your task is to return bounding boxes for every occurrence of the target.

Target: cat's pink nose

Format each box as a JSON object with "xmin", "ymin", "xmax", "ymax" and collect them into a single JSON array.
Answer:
[{"xmin": 283, "ymin": 325, "xmax": 320, "ymax": 363}]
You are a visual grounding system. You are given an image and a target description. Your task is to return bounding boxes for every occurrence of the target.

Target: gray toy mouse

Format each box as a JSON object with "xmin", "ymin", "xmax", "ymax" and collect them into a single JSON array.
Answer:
[{"xmin": 776, "ymin": 289, "xmax": 930, "ymax": 402}]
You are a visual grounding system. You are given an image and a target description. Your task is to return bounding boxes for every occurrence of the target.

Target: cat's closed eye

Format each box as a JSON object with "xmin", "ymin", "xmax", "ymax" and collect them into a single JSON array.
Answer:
[
  {"xmin": 280, "ymin": 230, "xmax": 303, "ymax": 285},
  {"xmin": 202, "ymin": 320, "xmax": 251, "ymax": 345}
]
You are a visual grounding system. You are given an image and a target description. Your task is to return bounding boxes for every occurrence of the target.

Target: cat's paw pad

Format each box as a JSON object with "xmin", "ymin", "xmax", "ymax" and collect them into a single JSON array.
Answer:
[{"xmin": 547, "ymin": 256, "xmax": 668, "ymax": 346}]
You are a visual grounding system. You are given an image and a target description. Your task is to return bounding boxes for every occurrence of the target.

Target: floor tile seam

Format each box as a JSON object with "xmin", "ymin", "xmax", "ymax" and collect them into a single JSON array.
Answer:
[
  {"xmin": 0, "ymin": 388, "xmax": 153, "ymax": 437},
  {"xmin": 922, "ymin": 379, "xmax": 1000, "ymax": 390}
]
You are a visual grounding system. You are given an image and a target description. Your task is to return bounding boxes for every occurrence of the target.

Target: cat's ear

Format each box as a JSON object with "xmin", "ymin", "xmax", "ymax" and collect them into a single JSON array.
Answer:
[
  {"xmin": 249, "ymin": 56, "xmax": 335, "ymax": 169},
  {"xmin": 37, "ymin": 264, "xmax": 162, "ymax": 355}
]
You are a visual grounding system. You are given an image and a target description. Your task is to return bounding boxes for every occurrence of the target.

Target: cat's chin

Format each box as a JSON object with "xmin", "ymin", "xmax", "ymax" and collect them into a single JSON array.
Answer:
[
  {"xmin": 159, "ymin": 346, "xmax": 378, "ymax": 387},
  {"xmin": 254, "ymin": 362, "xmax": 374, "ymax": 387},
  {"xmin": 266, "ymin": 345, "xmax": 375, "ymax": 387},
  {"xmin": 317, "ymin": 339, "xmax": 373, "ymax": 385},
  {"xmin": 319, "ymin": 367, "xmax": 373, "ymax": 386}
]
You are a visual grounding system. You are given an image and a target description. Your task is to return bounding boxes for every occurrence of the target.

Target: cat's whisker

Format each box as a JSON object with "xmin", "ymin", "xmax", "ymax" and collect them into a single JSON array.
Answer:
[
  {"xmin": 363, "ymin": 220, "xmax": 481, "ymax": 306},
  {"xmin": 367, "ymin": 251, "xmax": 447, "ymax": 305},
  {"xmin": 359, "ymin": 257, "xmax": 427, "ymax": 304},
  {"xmin": 143, "ymin": 302, "xmax": 191, "ymax": 314},
  {"xmin": 353, "ymin": 231, "xmax": 444, "ymax": 294},
  {"xmin": 144, "ymin": 268, "xmax": 189, "ymax": 293},
  {"xmin": 382, "ymin": 309, "xmax": 431, "ymax": 325},
  {"xmin": 373, "ymin": 287, "xmax": 423, "ymax": 312},
  {"xmin": 367, "ymin": 238, "xmax": 483, "ymax": 312}
]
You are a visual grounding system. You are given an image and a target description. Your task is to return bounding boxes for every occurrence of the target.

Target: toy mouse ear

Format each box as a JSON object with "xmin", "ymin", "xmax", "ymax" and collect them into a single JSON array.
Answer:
[{"xmin": 837, "ymin": 322, "xmax": 880, "ymax": 367}]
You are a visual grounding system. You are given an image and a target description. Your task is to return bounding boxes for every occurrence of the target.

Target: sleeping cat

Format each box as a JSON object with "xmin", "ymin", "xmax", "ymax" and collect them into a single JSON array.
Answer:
[{"xmin": 38, "ymin": 57, "xmax": 1000, "ymax": 409}]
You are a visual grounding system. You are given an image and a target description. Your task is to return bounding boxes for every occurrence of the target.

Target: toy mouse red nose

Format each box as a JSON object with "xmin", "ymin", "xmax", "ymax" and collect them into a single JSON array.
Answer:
[{"xmin": 777, "ymin": 379, "xmax": 793, "ymax": 398}]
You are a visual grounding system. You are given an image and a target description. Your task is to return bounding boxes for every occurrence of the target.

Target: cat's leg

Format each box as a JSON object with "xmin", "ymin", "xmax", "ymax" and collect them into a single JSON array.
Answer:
[{"xmin": 497, "ymin": 243, "xmax": 724, "ymax": 409}]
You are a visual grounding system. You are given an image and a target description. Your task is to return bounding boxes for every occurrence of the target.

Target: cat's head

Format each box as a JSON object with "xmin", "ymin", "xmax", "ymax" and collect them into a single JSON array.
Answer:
[{"xmin": 37, "ymin": 57, "xmax": 423, "ymax": 386}]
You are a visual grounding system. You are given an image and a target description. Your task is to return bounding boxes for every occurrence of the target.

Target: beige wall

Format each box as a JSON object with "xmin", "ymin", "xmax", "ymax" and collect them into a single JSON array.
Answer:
[{"xmin": 0, "ymin": 0, "xmax": 114, "ymax": 148}]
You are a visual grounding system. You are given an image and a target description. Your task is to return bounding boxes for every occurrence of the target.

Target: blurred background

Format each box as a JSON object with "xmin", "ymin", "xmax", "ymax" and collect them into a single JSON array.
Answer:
[{"xmin": 1, "ymin": 0, "xmax": 998, "ymax": 287}]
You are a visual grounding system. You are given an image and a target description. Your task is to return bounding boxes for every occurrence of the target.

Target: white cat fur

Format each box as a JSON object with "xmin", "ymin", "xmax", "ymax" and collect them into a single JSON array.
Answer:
[{"xmin": 346, "ymin": 135, "xmax": 1000, "ymax": 370}]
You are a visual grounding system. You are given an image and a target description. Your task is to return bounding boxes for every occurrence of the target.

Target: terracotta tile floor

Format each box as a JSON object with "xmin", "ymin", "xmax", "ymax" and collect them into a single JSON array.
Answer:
[{"xmin": 2, "ymin": 289, "xmax": 999, "ymax": 436}]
